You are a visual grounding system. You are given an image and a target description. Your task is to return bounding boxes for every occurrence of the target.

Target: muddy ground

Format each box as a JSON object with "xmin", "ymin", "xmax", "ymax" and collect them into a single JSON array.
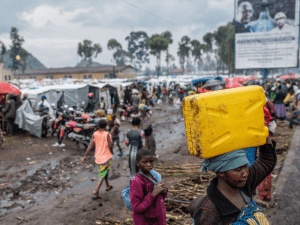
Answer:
[
  {"xmin": 0, "ymin": 103, "xmax": 294, "ymax": 225},
  {"xmin": 0, "ymin": 104, "xmax": 200, "ymax": 225}
]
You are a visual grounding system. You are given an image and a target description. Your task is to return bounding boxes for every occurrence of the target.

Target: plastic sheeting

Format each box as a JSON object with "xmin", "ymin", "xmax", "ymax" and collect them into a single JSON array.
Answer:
[
  {"xmin": 192, "ymin": 76, "xmax": 224, "ymax": 85},
  {"xmin": 99, "ymin": 89, "xmax": 112, "ymax": 110},
  {"xmin": 21, "ymin": 83, "xmax": 119, "ymax": 112},
  {"xmin": 62, "ymin": 86, "xmax": 89, "ymax": 109},
  {"xmin": 32, "ymin": 92, "xmax": 56, "ymax": 120},
  {"xmin": 15, "ymin": 100, "xmax": 44, "ymax": 138},
  {"xmin": 22, "ymin": 84, "xmax": 90, "ymax": 110}
]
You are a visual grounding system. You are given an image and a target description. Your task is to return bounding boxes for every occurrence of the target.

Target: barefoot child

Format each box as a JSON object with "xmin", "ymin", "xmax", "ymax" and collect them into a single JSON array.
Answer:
[
  {"xmin": 83, "ymin": 120, "xmax": 113, "ymax": 199},
  {"xmin": 130, "ymin": 149, "xmax": 168, "ymax": 225}
]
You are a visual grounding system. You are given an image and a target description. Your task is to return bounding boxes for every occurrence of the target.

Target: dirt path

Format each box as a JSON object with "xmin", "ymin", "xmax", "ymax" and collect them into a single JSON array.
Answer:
[
  {"xmin": 1, "ymin": 103, "xmax": 293, "ymax": 225},
  {"xmin": 0, "ymin": 104, "xmax": 200, "ymax": 225}
]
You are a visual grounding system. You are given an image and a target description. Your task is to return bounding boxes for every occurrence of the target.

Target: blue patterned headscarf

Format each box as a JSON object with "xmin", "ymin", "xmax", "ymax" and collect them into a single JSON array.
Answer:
[
  {"xmin": 140, "ymin": 105, "xmax": 148, "ymax": 111},
  {"xmin": 200, "ymin": 149, "xmax": 249, "ymax": 173}
]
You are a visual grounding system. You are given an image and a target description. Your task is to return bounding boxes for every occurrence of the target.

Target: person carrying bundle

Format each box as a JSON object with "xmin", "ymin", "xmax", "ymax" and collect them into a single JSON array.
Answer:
[{"xmin": 190, "ymin": 137, "xmax": 276, "ymax": 225}]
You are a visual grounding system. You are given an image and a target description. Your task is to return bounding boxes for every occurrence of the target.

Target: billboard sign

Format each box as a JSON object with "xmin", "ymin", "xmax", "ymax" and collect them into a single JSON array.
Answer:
[{"xmin": 235, "ymin": 0, "xmax": 299, "ymax": 69}]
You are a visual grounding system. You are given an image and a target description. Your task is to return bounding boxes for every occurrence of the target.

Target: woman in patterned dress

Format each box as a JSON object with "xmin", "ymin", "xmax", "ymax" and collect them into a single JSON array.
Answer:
[{"xmin": 139, "ymin": 105, "xmax": 157, "ymax": 158}]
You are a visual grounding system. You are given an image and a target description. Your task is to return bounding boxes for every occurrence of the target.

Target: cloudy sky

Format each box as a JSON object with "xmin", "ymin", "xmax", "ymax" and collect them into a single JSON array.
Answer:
[{"xmin": 0, "ymin": 0, "xmax": 233, "ymax": 69}]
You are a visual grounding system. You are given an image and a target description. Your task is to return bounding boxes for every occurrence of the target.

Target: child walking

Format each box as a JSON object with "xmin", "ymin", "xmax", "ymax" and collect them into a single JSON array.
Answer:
[
  {"xmin": 83, "ymin": 120, "xmax": 113, "ymax": 199},
  {"xmin": 130, "ymin": 149, "xmax": 168, "ymax": 225},
  {"xmin": 109, "ymin": 114, "xmax": 123, "ymax": 157}
]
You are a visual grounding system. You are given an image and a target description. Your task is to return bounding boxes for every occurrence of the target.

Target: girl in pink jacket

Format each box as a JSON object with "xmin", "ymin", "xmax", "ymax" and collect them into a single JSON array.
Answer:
[{"xmin": 130, "ymin": 149, "xmax": 168, "ymax": 224}]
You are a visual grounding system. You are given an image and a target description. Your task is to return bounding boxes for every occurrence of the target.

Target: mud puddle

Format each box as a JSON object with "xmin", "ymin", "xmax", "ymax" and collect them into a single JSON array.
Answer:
[{"xmin": 0, "ymin": 153, "xmax": 124, "ymax": 217}]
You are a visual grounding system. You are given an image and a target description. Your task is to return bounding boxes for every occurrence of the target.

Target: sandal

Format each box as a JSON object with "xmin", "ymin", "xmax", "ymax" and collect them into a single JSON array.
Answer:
[
  {"xmin": 92, "ymin": 191, "xmax": 101, "ymax": 199},
  {"xmin": 106, "ymin": 185, "xmax": 113, "ymax": 191}
]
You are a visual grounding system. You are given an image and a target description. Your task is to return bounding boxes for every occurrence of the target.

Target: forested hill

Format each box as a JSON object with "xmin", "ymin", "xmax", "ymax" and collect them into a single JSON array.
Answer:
[
  {"xmin": 2, "ymin": 49, "xmax": 47, "ymax": 70},
  {"xmin": 75, "ymin": 59, "xmax": 111, "ymax": 67}
]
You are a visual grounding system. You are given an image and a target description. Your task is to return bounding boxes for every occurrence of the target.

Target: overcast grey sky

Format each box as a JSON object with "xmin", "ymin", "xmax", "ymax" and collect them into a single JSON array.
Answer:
[{"xmin": 0, "ymin": 0, "xmax": 233, "ymax": 69}]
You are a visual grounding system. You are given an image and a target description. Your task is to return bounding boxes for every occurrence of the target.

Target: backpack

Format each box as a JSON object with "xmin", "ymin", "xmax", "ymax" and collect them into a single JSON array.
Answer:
[{"xmin": 122, "ymin": 170, "xmax": 161, "ymax": 210}]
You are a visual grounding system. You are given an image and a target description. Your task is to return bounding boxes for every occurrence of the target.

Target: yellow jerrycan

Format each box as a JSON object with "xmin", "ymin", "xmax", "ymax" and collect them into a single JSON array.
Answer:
[{"xmin": 183, "ymin": 86, "xmax": 269, "ymax": 159}]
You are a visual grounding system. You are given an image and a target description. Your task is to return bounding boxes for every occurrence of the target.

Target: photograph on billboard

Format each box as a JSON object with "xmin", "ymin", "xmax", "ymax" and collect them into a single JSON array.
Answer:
[{"xmin": 235, "ymin": 0, "xmax": 299, "ymax": 69}]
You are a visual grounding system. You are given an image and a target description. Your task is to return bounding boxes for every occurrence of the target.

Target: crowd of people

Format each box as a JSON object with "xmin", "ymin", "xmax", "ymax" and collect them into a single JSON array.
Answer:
[
  {"xmin": 79, "ymin": 77, "xmax": 300, "ymax": 225},
  {"xmin": 0, "ymin": 94, "xmax": 22, "ymax": 136},
  {"xmin": 1, "ymin": 77, "xmax": 298, "ymax": 224},
  {"xmin": 264, "ymin": 80, "xmax": 300, "ymax": 127}
]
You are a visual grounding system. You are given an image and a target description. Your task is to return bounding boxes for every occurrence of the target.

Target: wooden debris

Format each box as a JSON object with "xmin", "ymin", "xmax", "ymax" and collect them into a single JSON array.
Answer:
[
  {"xmin": 0, "ymin": 182, "xmax": 11, "ymax": 187},
  {"xmin": 156, "ymin": 162, "xmax": 215, "ymax": 224},
  {"xmin": 56, "ymin": 196, "xmax": 68, "ymax": 208},
  {"xmin": 96, "ymin": 217, "xmax": 132, "ymax": 225},
  {"xmin": 16, "ymin": 216, "xmax": 30, "ymax": 224}
]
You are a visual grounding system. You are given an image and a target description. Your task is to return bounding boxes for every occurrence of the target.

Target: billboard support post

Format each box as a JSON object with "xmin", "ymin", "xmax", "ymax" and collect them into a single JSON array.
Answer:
[
  {"xmin": 228, "ymin": 38, "xmax": 230, "ymax": 77},
  {"xmin": 263, "ymin": 68, "xmax": 268, "ymax": 79}
]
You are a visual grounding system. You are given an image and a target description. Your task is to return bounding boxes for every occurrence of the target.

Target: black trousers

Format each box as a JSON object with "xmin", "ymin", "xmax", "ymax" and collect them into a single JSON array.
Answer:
[
  {"xmin": 113, "ymin": 103, "xmax": 119, "ymax": 114},
  {"xmin": 7, "ymin": 118, "xmax": 14, "ymax": 135},
  {"xmin": 124, "ymin": 96, "xmax": 130, "ymax": 104}
]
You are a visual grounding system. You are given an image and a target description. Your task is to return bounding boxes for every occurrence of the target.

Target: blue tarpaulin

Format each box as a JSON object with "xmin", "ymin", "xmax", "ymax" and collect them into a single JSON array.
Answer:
[{"xmin": 192, "ymin": 76, "xmax": 224, "ymax": 85}]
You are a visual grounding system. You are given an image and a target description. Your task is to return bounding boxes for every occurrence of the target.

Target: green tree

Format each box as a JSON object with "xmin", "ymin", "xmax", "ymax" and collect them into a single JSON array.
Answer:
[
  {"xmin": 145, "ymin": 66, "xmax": 151, "ymax": 76},
  {"xmin": 161, "ymin": 31, "xmax": 173, "ymax": 76},
  {"xmin": 177, "ymin": 36, "xmax": 191, "ymax": 75},
  {"xmin": 165, "ymin": 53, "xmax": 175, "ymax": 77},
  {"xmin": 9, "ymin": 27, "xmax": 24, "ymax": 71},
  {"xmin": 77, "ymin": 40, "xmax": 102, "ymax": 66},
  {"xmin": 113, "ymin": 49, "xmax": 133, "ymax": 65},
  {"xmin": 0, "ymin": 41, "xmax": 6, "ymax": 63},
  {"xmin": 147, "ymin": 34, "xmax": 169, "ymax": 77},
  {"xmin": 107, "ymin": 39, "xmax": 122, "ymax": 65},
  {"xmin": 18, "ymin": 48, "xmax": 29, "ymax": 74},
  {"xmin": 107, "ymin": 39, "xmax": 122, "ymax": 52},
  {"xmin": 190, "ymin": 40, "xmax": 203, "ymax": 72},
  {"xmin": 125, "ymin": 31, "xmax": 149, "ymax": 70},
  {"xmin": 213, "ymin": 22, "xmax": 234, "ymax": 75},
  {"xmin": 107, "ymin": 39, "xmax": 133, "ymax": 65}
]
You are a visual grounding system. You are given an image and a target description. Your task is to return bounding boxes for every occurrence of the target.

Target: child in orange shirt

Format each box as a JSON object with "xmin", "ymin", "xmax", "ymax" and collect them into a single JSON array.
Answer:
[{"xmin": 83, "ymin": 120, "xmax": 113, "ymax": 199}]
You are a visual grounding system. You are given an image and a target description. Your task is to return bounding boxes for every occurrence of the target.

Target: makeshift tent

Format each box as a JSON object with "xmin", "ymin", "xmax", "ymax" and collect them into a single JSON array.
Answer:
[
  {"xmin": 88, "ymin": 86, "xmax": 100, "ymax": 108},
  {"xmin": 191, "ymin": 76, "xmax": 224, "ymax": 85},
  {"xmin": 202, "ymin": 79, "xmax": 226, "ymax": 89},
  {"xmin": 22, "ymin": 84, "xmax": 90, "ymax": 110},
  {"xmin": 225, "ymin": 82, "xmax": 244, "ymax": 89},
  {"xmin": 54, "ymin": 84, "xmax": 89, "ymax": 109},
  {"xmin": 231, "ymin": 77, "xmax": 247, "ymax": 83},
  {"xmin": 22, "ymin": 88, "xmax": 57, "ymax": 120},
  {"xmin": 89, "ymin": 83, "xmax": 117, "ymax": 110},
  {"xmin": 15, "ymin": 100, "xmax": 44, "ymax": 137}
]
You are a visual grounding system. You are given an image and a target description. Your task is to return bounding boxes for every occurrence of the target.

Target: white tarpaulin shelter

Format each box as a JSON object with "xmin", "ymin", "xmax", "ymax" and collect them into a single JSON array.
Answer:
[
  {"xmin": 21, "ymin": 88, "xmax": 57, "ymax": 120},
  {"xmin": 89, "ymin": 83, "xmax": 117, "ymax": 110},
  {"xmin": 15, "ymin": 100, "xmax": 44, "ymax": 137},
  {"xmin": 22, "ymin": 84, "xmax": 90, "ymax": 109}
]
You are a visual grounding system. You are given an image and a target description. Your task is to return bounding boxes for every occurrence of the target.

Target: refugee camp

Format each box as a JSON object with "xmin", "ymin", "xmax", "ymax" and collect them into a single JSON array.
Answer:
[{"xmin": 0, "ymin": 0, "xmax": 299, "ymax": 224}]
